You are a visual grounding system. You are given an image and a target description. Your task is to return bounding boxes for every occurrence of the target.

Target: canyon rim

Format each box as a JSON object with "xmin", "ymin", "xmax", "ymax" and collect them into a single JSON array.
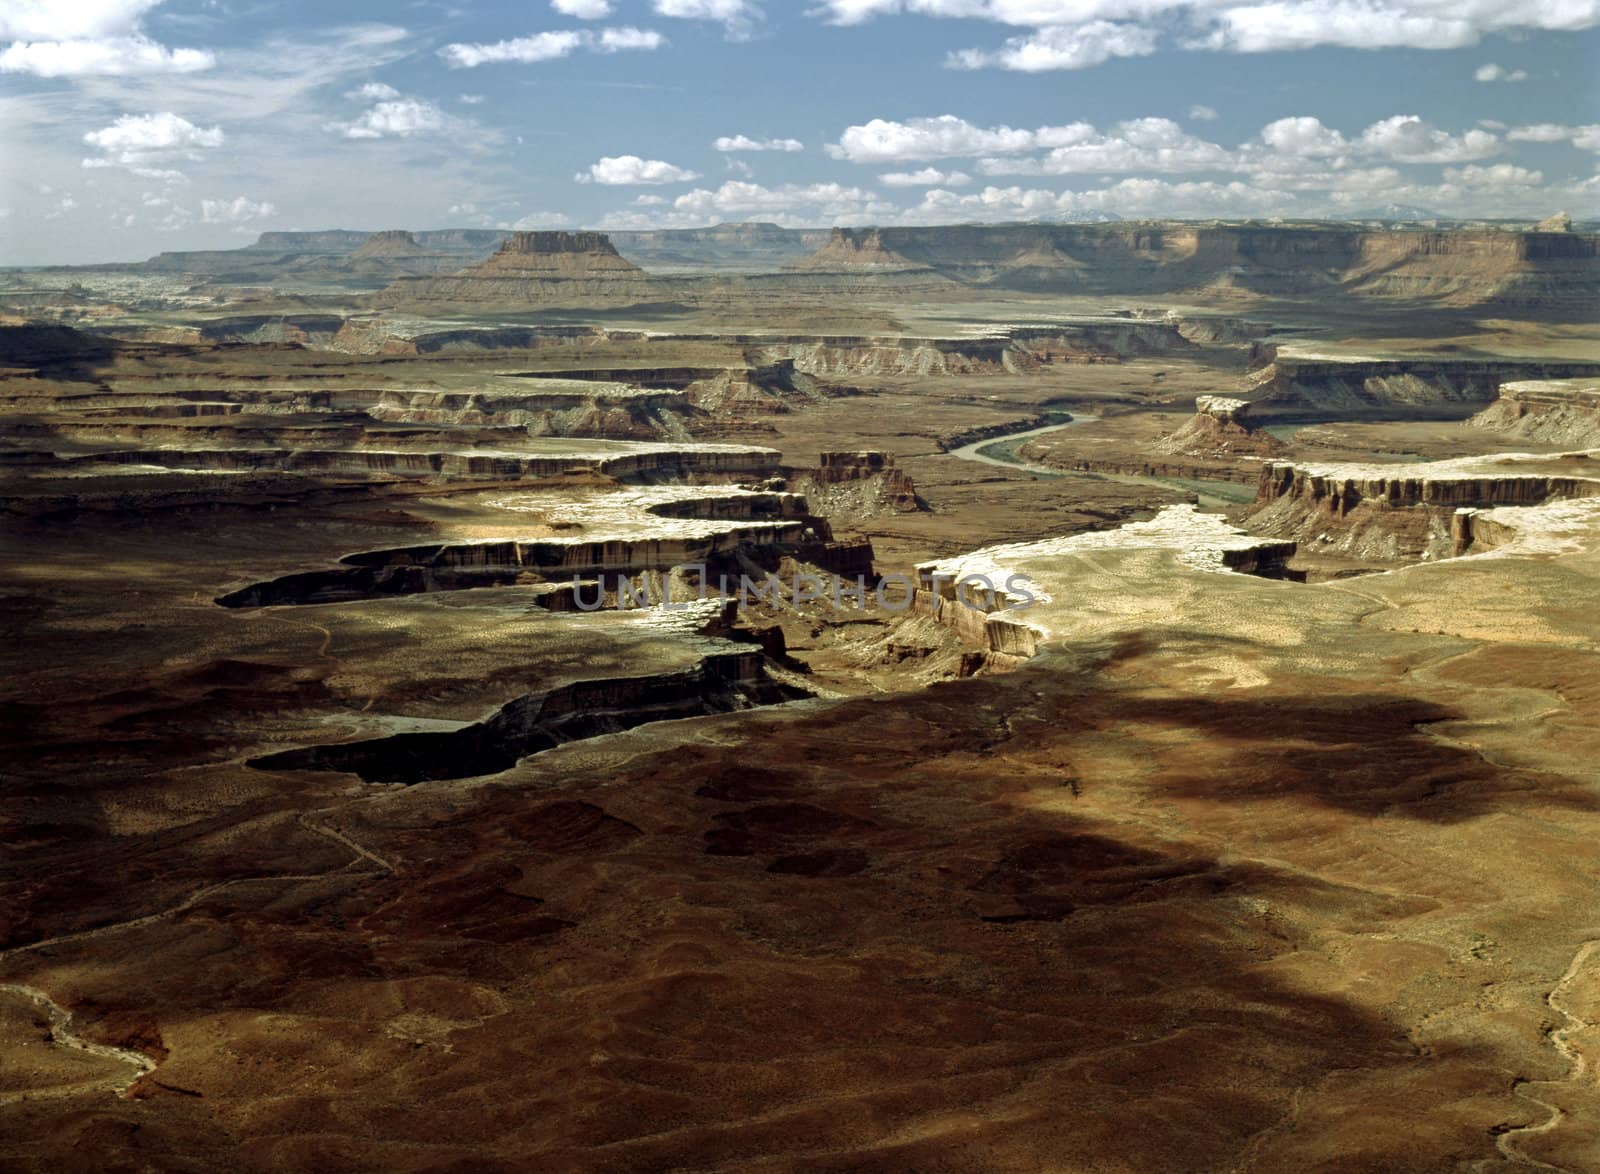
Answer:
[{"xmin": 3, "ymin": 2, "xmax": 1599, "ymax": 1171}]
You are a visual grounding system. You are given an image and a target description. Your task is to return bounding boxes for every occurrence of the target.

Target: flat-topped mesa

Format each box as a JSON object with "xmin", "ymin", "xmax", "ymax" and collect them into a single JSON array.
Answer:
[
  {"xmin": 381, "ymin": 229, "xmax": 673, "ymax": 307},
  {"xmin": 502, "ymin": 230, "xmax": 625, "ymax": 256},
  {"xmin": 1255, "ymin": 457, "xmax": 1600, "ymax": 513},
  {"xmin": 352, "ymin": 229, "xmax": 441, "ymax": 259},
  {"xmin": 474, "ymin": 231, "xmax": 645, "ymax": 275},
  {"xmin": 788, "ymin": 227, "xmax": 932, "ymax": 272}
]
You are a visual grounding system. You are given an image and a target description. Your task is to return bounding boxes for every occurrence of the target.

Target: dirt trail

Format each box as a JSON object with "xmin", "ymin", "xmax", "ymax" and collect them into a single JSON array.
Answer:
[
  {"xmin": 1492, "ymin": 939, "xmax": 1600, "ymax": 1172},
  {"xmin": 0, "ymin": 807, "xmax": 396, "ymax": 1100},
  {"xmin": 0, "ymin": 983, "xmax": 156, "ymax": 1103}
]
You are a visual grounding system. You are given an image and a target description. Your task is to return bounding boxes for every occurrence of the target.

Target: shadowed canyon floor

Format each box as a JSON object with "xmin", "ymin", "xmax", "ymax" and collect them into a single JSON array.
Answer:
[{"xmin": 2, "ymin": 224, "xmax": 1599, "ymax": 1172}]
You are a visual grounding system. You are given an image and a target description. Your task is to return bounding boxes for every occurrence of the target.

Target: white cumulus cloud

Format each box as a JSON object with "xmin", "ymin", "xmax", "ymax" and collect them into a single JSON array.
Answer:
[
  {"xmin": 1443, "ymin": 163, "xmax": 1542, "ymax": 186},
  {"xmin": 1358, "ymin": 114, "xmax": 1499, "ymax": 162},
  {"xmin": 880, "ymin": 167, "xmax": 972, "ymax": 186},
  {"xmin": 1258, "ymin": 115, "xmax": 1349, "ymax": 156},
  {"xmin": 578, "ymin": 155, "xmax": 702, "ymax": 184},
  {"xmin": 979, "ymin": 117, "xmax": 1234, "ymax": 175},
  {"xmin": 0, "ymin": 0, "xmax": 214, "ymax": 76},
  {"xmin": 0, "ymin": 35, "xmax": 212, "ymax": 76},
  {"xmin": 828, "ymin": 114, "xmax": 1057, "ymax": 162},
  {"xmin": 652, "ymin": 0, "xmax": 759, "ymax": 36},
  {"xmin": 440, "ymin": 27, "xmax": 663, "ymax": 67},
  {"xmin": 911, "ymin": 177, "xmax": 1289, "ymax": 222},
  {"xmin": 596, "ymin": 26, "xmax": 667, "ymax": 50},
  {"xmin": 714, "ymin": 134, "xmax": 805, "ymax": 151},
  {"xmin": 334, "ymin": 97, "xmax": 449, "ymax": 139},
  {"xmin": 1474, "ymin": 62, "xmax": 1528, "ymax": 81},
  {"xmin": 346, "ymin": 81, "xmax": 400, "ymax": 100},
  {"xmin": 553, "ymin": 0, "xmax": 613, "ymax": 17},
  {"xmin": 2, "ymin": 1, "xmax": 164, "ymax": 41},
  {"xmin": 670, "ymin": 180, "xmax": 895, "ymax": 220},
  {"xmin": 947, "ymin": 21, "xmax": 1159, "ymax": 71},
  {"xmin": 1509, "ymin": 123, "xmax": 1600, "ymax": 150},
  {"xmin": 808, "ymin": 0, "xmax": 1600, "ymax": 68},
  {"xmin": 82, "ymin": 112, "xmax": 224, "ymax": 173}
]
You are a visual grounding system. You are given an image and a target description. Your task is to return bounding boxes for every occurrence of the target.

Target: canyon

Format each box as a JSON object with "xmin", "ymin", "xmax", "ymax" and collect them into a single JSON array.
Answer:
[{"xmin": 2, "ymin": 221, "xmax": 1599, "ymax": 1173}]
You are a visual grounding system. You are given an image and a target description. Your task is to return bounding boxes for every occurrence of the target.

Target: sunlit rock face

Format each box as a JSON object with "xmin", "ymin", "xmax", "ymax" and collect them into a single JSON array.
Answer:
[
  {"xmin": 1469, "ymin": 379, "xmax": 1600, "ymax": 448},
  {"xmin": 1247, "ymin": 451, "xmax": 1600, "ymax": 560},
  {"xmin": 1158, "ymin": 396, "xmax": 1286, "ymax": 459},
  {"xmin": 1245, "ymin": 353, "xmax": 1600, "ymax": 419}
]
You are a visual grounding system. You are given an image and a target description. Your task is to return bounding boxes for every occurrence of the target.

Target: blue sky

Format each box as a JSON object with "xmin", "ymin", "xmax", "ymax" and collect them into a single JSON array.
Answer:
[{"xmin": 1, "ymin": 0, "xmax": 1597, "ymax": 263}]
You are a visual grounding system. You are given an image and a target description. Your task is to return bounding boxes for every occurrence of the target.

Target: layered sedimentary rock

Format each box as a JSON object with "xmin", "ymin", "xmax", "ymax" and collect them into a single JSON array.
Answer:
[
  {"xmin": 213, "ymin": 484, "xmax": 865, "ymax": 609},
  {"xmin": 328, "ymin": 320, "xmax": 637, "ymax": 355},
  {"xmin": 1451, "ymin": 496, "xmax": 1600, "ymax": 557},
  {"xmin": 790, "ymin": 451, "xmax": 921, "ymax": 516},
  {"xmin": 384, "ymin": 231, "xmax": 680, "ymax": 309},
  {"xmin": 351, "ymin": 230, "xmax": 443, "ymax": 260},
  {"xmin": 46, "ymin": 222, "xmax": 1600, "ymax": 311},
  {"xmin": 787, "ymin": 228, "xmax": 936, "ymax": 273},
  {"xmin": 1338, "ymin": 228, "xmax": 1599, "ymax": 307},
  {"xmin": 1245, "ymin": 353, "xmax": 1600, "ymax": 418},
  {"xmin": 50, "ymin": 441, "xmax": 780, "ymax": 483},
  {"xmin": 368, "ymin": 384, "xmax": 706, "ymax": 441},
  {"xmin": 121, "ymin": 224, "xmax": 833, "ymax": 284},
  {"xmin": 1469, "ymin": 379, "xmax": 1600, "ymax": 447},
  {"xmin": 363, "ymin": 362, "xmax": 843, "ymax": 442},
  {"xmin": 1, "ymin": 434, "xmax": 787, "ymax": 518},
  {"xmin": 131, "ymin": 229, "xmax": 479, "ymax": 286},
  {"xmin": 1248, "ymin": 452, "xmax": 1600, "ymax": 560},
  {"xmin": 1157, "ymin": 395, "xmax": 1286, "ymax": 458},
  {"xmin": 781, "ymin": 223, "xmax": 1600, "ymax": 308},
  {"xmin": 745, "ymin": 320, "xmax": 1194, "ymax": 377}
]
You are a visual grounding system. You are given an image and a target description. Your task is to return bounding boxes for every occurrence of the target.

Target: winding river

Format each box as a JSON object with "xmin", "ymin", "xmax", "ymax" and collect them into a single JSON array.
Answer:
[{"xmin": 946, "ymin": 414, "xmax": 1257, "ymax": 508}]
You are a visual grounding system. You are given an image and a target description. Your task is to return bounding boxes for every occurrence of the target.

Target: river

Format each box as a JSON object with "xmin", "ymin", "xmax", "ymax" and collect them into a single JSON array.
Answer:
[{"xmin": 946, "ymin": 414, "xmax": 1256, "ymax": 508}]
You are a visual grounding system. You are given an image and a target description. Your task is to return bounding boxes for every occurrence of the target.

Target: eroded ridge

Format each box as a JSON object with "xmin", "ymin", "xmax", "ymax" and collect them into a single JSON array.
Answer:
[
  {"xmin": 214, "ymin": 485, "xmax": 863, "ymax": 608},
  {"xmin": 1248, "ymin": 450, "xmax": 1600, "ymax": 563},
  {"xmin": 249, "ymin": 646, "xmax": 810, "ymax": 784}
]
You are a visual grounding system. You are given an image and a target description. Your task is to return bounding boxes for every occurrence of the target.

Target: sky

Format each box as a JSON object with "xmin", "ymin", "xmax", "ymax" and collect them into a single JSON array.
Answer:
[{"xmin": 1, "ymin": 0, "xmax": 1598, "ymax": 264}]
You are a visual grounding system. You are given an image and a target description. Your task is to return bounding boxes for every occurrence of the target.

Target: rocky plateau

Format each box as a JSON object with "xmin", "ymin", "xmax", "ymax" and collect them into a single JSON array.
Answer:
[{"xmin": 2, "ymin": 219, "xmax": 1599, "ymax": 1173}]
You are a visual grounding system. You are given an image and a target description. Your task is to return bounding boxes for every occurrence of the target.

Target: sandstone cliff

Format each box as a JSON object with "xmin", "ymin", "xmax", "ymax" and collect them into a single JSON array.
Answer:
[
  {"xmin": 1246, "ymin": 452, "xmax": 1600, "ymax": 560},
  {"xmin": 1468, "ymin": 380, "xmax": 1600, "ymax": 448},
  {"xmin": 1244, "ymin": 354, "xmax": 1600, "ymax": 419},
  {"xmin": 780, "ymin": 223, "xmax": 1600, "ymax": 308}
]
